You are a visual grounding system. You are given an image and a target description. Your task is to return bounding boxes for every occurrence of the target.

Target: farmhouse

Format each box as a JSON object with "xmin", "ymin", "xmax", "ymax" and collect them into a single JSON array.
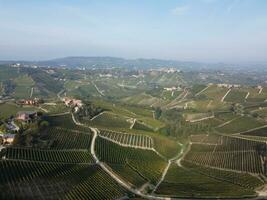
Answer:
[
  {"xmin": 16, "ymin": 111, "xmax": 38, "ymax": 122},
  {"xmin": 63, "ymin": 97, "xmax": 83, "ymax": 108}
]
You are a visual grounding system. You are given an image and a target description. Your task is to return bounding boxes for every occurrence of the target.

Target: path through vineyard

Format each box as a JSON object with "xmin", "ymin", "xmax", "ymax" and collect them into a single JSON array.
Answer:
[{"xmin": 72, "ymin": 113, "xmax": 171, "ymax": 200}]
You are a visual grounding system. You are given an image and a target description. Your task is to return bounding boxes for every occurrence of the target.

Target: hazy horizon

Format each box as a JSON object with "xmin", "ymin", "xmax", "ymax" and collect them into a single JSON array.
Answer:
[{"xmin": 0, "ymin": 0, "xmax": 267, "ymax": 63}]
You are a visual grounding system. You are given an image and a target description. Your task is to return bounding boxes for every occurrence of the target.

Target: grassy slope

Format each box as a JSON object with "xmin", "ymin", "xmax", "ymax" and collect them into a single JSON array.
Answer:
[{"xmin": 0, "ymin": 102, "xmax": 39, "ymax": 118}]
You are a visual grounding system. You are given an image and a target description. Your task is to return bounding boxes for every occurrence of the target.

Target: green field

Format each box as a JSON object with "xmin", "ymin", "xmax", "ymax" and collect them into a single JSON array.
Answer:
[
  {"xmin": 13, "ymin": 75, "xmax": 35, "ymax": 98},
  {"xmin": 0, "ymin": 102, "xmax": 39, "ymax": 118}
]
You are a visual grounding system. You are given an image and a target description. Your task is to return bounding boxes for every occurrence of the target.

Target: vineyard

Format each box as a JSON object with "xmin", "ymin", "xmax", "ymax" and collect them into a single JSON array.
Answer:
[
  {"xmin": 155, "ymin": 164, "xmax": 255, "ymax": 198},
  {"xmin": 44, "ymin": 114, "xmax": 81, "ymax": 130},
  {"xmin": 99, "ymin": 129, "xmax": 153, "ymax": 149},
  {"xmin": 109, "ymin": 164, "xmax": 147, "ymax": 187},
  {"xmin": 201, "ymin": 85, "xmax": 228, "ymax": 101},
  {"xmin": 152, "ymin": 135, "xmax": 182, "ymax": 159},
  {"xmin": 184, "ymin": 136, "xmax": 266, "ymax": 174},
  {"xmin": 0, "ymin": 160, "xmax": 127, "ymax": 200},
  {"xmin": 2, "ymin": 147, "xmax": 94, "ymax": 164},
  {"xmin": 182, "ymin": 161, "xmax": 264, "ymax": 189},
  {"xmin": 215, "ymin": 116, "xmax": 265, "ymax": 134},
  {"xmin": 190, "ymin": 134, "xmax": 222, "ymax": 145},
  {"xmin": 242, "ymin": 127, "xmax": 267, "ymax": 137},
  {"xmin": 132, "ymin": 121, "xmax": 154, "ymax": 132},
  {"xmin": 40, "ymin": 127, "xmax": 92, "ymax": 149},
  {"xmin": 224, "ymin": 88, "xmax": 247, "ymax": 103},
  {"xmin": 95, "ymin": 137, "xmax": 167, "ymax": 185},
  {"xmin": 85, "ymin": 112, "xmax": 131, "ymax": 129}
]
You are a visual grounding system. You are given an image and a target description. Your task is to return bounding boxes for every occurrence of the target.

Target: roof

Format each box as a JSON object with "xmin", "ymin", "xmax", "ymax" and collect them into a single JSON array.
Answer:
[
  {"xmin": 17, "ymin": 111, "xmax": 37, "ymax": 115},
  {"xmin": 0, "ymin": 133, "xmax": 15, "ymax": 138}
]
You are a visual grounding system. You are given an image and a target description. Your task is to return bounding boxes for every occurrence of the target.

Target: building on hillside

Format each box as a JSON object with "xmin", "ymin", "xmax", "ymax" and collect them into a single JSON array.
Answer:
[
  {"xmin": 217, "ymin": 83, "xmax": 240, "ymax": 89},
  {"xmin": 5, "ymin": 122, "xmax": 19, "ymax": 132},
  {"xmin": 0, "ymin": 133, "xmax": 15, "ymax": 145},
  {"xmin": 17, "ymin": 98, "xmax": 43, "ymax": 106},
  {"xmin": 16, "ymin": 111, "xmax": 38, "ymax": 122},
  {"xmin": 164, "ymin": 86, "xmax": 182, "ymax": 91},
  {"xmin": 63, "ymin": 97, "xmax": 83, "ymax": 108}
]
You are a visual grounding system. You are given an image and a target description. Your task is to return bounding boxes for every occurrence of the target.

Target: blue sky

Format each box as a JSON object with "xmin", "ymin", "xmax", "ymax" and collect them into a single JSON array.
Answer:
[{"xmin": 0, "ymin": 0, "xmax": 267, "ymax": 62}]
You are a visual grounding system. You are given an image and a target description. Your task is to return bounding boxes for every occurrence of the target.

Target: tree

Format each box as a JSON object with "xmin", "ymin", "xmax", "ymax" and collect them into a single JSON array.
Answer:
[
  {"xmin": 154, "ymin": 107, "xmax": 162, "ymax": 120},
  {"xmin": 40, "ymin": 120, "xmax": 49, "ymax": 129}
]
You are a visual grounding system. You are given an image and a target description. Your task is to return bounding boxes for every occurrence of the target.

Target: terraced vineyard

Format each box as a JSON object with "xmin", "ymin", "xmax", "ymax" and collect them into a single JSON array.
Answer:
[
  {"xmin": 184, "ymin": 136, "xmax": 266, "ymax": 174},
  {"xmin": 99, "ymin": 129, "xmax": 153, "ymax": 149},
  {"xmin": 95, "ymin": 137, "xmax": 167, "ymax": 184}
]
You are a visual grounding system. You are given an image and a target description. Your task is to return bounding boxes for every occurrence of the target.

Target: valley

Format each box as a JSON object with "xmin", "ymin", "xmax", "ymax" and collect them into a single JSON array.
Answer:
[{"xmin": 1, "ymin": 64, "xmax": 267, "ymax": 199}]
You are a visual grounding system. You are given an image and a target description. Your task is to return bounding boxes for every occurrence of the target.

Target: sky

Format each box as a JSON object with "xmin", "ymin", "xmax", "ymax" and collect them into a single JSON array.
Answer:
[{"xmin": 0, "ymin": 0, "xmax": 267, "ymax": 63}]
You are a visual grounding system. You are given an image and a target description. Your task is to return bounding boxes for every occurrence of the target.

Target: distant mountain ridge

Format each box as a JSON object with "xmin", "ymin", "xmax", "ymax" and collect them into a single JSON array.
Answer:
[
  {"xmin": 0, "ymin": 56, "xmax": 266, "ymax": 71},
  {"xmin": 0, "ymin": 56, "xmax": 222, "ymax": 70}
]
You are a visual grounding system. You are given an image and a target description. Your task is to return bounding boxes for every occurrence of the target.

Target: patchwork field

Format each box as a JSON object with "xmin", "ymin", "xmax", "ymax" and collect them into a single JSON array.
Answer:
[{"xmin": 2, "ymin": 65, "xmax": 267, "ymax": 199}]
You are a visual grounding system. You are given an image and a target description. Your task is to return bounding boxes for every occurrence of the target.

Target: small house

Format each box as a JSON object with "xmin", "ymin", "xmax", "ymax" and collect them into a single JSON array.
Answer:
[{"xmin": 16, "ymin": 111, "xmax": 38, "ymax": 122}]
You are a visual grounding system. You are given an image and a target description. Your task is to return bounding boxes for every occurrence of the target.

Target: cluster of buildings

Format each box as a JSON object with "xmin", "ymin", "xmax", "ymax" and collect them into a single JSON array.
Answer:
[
  {"xmin": 153, "ymin": 68, "xmax": 180, "ymax": 73},
  {"xmin": 63, "ymin": 97, "xmax": 83, "ymax": 112},
  {"xmin": 99, "ymin": 73, "xmax": 113, "ymax": 78},
  {"xmin": 214, "ymin": 83, "xmax": 240, "ymax": 89},
  {"xmin": 0, "ymin": 110, "xmax": 39, "ymax": 147},
  {"xmin": 17, "ymin": 98, "xmax": 43, "ymax": 106},
  {"xmin": 164, "ymin": 86, "xmax": 182, "ymax": 91}
]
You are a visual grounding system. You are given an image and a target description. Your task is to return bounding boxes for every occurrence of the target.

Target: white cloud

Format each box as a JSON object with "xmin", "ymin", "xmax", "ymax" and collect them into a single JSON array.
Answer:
[{"xmin": 171, "ymin": 5, "xmax": 189, "ymax": 16}]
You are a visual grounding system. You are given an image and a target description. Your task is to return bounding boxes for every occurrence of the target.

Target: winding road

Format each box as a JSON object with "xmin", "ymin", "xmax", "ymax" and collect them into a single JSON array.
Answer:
[{"xmin": 71, "ymin": 113, "xmax": 172, "ymax": 200}]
